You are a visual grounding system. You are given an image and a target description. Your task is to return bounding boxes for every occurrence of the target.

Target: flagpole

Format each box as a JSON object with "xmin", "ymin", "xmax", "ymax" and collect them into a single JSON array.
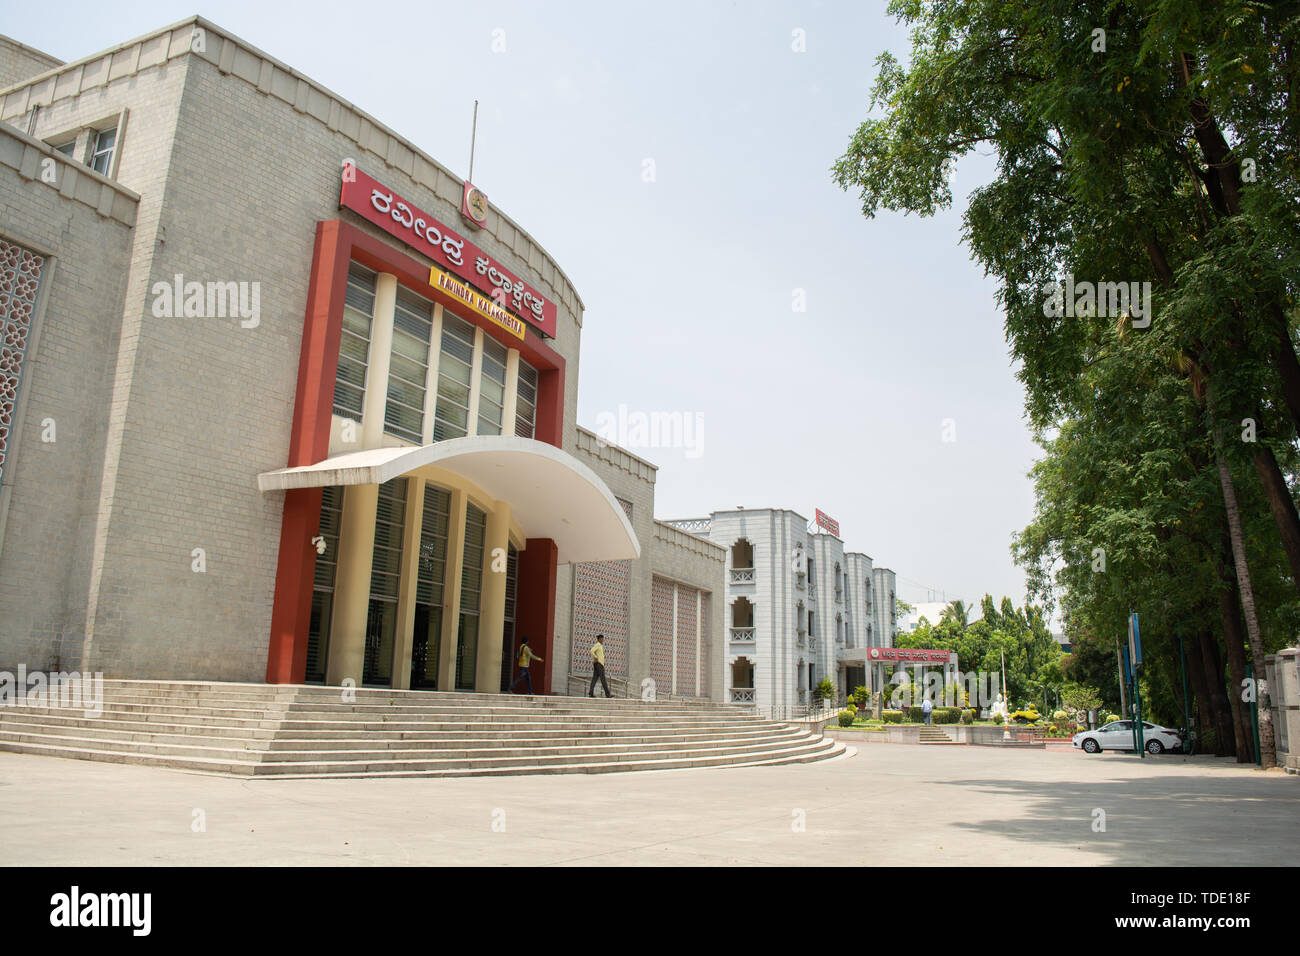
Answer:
[{"xmin": 468, "ymin": 100, "xmax": 479, "ymax": 182}]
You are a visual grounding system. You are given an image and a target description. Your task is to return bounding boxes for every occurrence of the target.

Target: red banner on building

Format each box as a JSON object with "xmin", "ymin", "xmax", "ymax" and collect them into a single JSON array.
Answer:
[
  {"xmin": 868, "ymin": 647, "xmax": 952, "ymax": 664},
  {"xmin": 339, "ymin": 166, "xmax": 557, "ymax": 338},
  {"xmin": 815, "ymin": 509, "xmax": 840, "ymax": 536}
]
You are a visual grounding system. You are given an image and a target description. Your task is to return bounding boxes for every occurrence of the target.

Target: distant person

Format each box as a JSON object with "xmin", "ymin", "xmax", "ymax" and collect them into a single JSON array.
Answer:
[
  {"xmin": 508, "ymin": 636, "xmax": 542, "ymax": 694},
  {"xmin": 922, "ymin": 696, "xmax": 933, "ymax": 725},
  {"xmin": 589, "ymin": 634, "xmax": 612, "ymax": 698}
]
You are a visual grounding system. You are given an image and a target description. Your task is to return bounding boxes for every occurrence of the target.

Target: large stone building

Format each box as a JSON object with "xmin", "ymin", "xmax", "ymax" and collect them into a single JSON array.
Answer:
[
  {"xmin": 0, "ymin": 18, "xmax": 723, "ymax": 699},
  {"xmin": 665, "ymin": 508, "xmax": 898, "ymax": 713}
]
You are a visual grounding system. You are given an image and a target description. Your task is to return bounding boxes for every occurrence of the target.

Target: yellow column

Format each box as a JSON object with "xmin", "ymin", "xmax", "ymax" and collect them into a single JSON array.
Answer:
[
  {"xmin": 436, "ymin": 488, "xmax": 468, "ymax": 690},
  {"xmin": 390, "ymin": 476, "xmax": 425, "ymax": 690},
  {"xmin": 325, "ymin": 272, "xmax": 396, "ymax": 687},
  {"xmin": 326, "ymin": 483, "xmax": 378, "ymax": 686},
  {"xmin": 475, "ymin": 500, "xmax": 512, "ymax": 692}
]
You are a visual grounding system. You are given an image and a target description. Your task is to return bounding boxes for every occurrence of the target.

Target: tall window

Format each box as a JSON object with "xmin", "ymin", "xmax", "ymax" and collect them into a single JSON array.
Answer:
[
  {"xmin": 514, "ymin": 359, "xmax": 538, "ymax": 438},
  {"xmin": 455, "ymin": 503, "xmax": 487, "ymax": 689},
  {"xmin": 433, "ymin": 311, "xmax": 475, "ymax": 441},
  {"xmin": 90, "ymin": 126, "xmax": 116, "ymax": 176},
  {"xmin": 363, "ymin": 478, "xmax": 406, "ymax": 685},
  {"xmin": 333, "ymin": 264, "xmax": 375, "ymax": 422},
  {"xmin": 807, "ymin": 557, "xmax": 816, "ymax": 588},
  {"xmin": 306, "ymin": 486, "xmax": 344, "ymax": 683},
  {"xmin": 499, "ymin": 544, "xmax": 519, "ymax": 691},
  {"xmin": 385, "ymin": 288, "xmax": 432, "ymax": 443},
  {"xmin": 411, "ymin": 484, "xmax": 450, "ymax": 689},
  {"xmin": 477, "ymin": 337, "xmax": 507, "ymax": 435}
]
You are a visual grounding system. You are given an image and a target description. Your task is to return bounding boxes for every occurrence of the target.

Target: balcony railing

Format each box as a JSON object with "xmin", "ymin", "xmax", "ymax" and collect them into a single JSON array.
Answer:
[
  {"xmin": 731, "ymin": 687, "xmax": 756, "ymax": 703},
  {"xmin": 730, "ymin": 626, "xmax": 756, "ymax": 642},
  {"xmin": 665, "ymin": 517, "xmax": 711, "ymax": 534},
  {"xmin": 730, "ymin": 567, "xmax": 755, "ymax": 584}
]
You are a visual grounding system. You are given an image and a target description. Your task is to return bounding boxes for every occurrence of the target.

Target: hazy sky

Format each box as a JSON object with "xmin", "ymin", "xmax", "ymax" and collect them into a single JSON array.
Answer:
[{"xmin": 5, "ymin": 1, "xmax": 1041, "ymax": 608}]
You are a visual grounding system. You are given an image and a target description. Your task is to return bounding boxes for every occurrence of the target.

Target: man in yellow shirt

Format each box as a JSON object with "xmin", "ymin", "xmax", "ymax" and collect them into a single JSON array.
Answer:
[
  {"xmin": 507, "ymin": 636, "xmax": 543, "ymax": 694},
  {"xmin": 588, "ymin": 634, "xmax": 612, "ymax": 698}
]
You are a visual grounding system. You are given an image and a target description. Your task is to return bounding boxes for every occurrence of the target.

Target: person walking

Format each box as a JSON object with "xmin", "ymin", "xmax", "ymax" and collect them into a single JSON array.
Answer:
[
  {"xmin": 922, "ymin": 695, "xmax": 933, "ymax": 725},
  {"xmin": 508, "ymin": 636, "xmax": 542, "ymax": 694},
  {"xmin": 588, "ymin": 634, "xmax": 612, "ymax": 698}
]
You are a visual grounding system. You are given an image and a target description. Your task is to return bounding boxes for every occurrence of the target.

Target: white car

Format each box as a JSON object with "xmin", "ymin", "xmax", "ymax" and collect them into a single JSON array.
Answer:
[{"xmin": 1073, "ymin": 720, "xmax": 1183, "ymax": 754}]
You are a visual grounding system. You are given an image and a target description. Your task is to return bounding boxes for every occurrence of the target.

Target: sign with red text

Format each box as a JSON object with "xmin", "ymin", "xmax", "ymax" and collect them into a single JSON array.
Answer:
[
  {"xmin": 868, "ymin": 648, "xmax": 953, "ymax": 664},
  {"xmin": 815, "ymin": 509, "xmax": 840, "ymax": 537},
  {"xmin": 339, "ymin": 166, "xmax": 556, "ymax": 338}
]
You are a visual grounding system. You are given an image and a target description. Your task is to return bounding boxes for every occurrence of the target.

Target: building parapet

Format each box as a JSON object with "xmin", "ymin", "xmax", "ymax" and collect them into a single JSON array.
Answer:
[
  {"xmin": 0, "ymin": 121, "xmax": 139, "ymax": 227},
  {"xmin": 654, "ymin": 519, "xmax": 724, "ymax": 560},
  {"xmin": 575, "ymin": 425, "xmax": 657, "ymax": 482},
  {"xmin": 663, "ymin": 517, "xmax": 710, "ymax": 535},
  {"xmin": 0, "ymin": 16, "xmax": 581, "ymax": 319}
]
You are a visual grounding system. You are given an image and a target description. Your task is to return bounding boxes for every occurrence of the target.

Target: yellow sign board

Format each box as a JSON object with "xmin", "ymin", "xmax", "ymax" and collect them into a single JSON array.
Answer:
[{"xmin": 428, "ymin": 265, "xmax": 525, "ymax": 341}]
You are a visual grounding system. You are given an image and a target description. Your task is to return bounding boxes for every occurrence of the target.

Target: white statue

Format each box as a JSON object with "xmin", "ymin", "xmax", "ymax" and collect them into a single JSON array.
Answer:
[{"xmin": 990, "ymin": 693, "xmax": 1009, "ymax": 721}]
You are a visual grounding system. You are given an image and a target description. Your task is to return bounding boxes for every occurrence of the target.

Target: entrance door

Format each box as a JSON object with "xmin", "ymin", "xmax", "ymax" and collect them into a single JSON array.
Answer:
[
  {"xmin": 455, "ymin": 613, "xmax": 478, "ymax": 690},
  {"xmin": 409, "ymin": 603, "xmax": 440, "ymax": 689},
  {"xmin": 362, "ymin": 598, "xmax": 395, "ymax": 686}
]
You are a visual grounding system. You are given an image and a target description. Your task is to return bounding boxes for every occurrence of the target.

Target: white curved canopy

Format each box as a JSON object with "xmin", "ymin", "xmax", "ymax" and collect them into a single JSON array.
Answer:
[{"xmin": 258, "ymin": 436, "xmax": 639, "ymax": 564}]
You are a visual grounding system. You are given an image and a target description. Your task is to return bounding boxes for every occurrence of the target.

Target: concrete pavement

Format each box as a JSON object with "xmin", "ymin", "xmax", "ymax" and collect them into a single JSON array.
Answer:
[{"xmin": 1, "ymin": 745, "xmax": 1294, "ymax": 865}]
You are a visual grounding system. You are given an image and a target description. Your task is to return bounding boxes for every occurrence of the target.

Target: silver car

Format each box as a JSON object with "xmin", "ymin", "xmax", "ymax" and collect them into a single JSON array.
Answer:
[{"xmin": 1073, "ymin": 720, "xmax": 1183, "ymax": 754}]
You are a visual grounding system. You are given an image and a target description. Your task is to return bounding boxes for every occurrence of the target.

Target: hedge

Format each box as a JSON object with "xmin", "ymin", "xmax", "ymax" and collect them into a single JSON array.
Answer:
[
  {"xmin": 882, "ymin": 710, "xmax": 903, "ymax": 723},
  {"xmin": 932, "ymin": 707, "xmax": 961, "ymax": 724}
]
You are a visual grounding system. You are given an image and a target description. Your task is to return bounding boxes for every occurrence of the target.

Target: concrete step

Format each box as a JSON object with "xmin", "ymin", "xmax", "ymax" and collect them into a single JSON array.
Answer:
[
  {"xmin": 0, "ymin": 727, "xmax": 815, "ymax": 765},
  {"xmin": 0, "ymin": 679, "xmax": 835, "ymax": 779},
  {"xmin": 0, "ymin": 723, "xmax": 806, "ymax": 757},
  {"xmin": 0, "ymin": 714, "xmax": 795, "ymax": 747},
  {"xmin": 0, "ymin": 734, "xmax": 843, "ymax": 778}
]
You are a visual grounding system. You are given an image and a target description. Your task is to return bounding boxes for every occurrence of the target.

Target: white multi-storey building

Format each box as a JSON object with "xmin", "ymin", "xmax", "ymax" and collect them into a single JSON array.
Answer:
[{"xmin": 665, "ymin": 508, "xmax": 897, "ymax": 713}]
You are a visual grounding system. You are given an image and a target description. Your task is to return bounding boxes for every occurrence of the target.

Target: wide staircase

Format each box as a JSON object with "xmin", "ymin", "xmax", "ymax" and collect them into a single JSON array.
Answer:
[{"xmin": 0, "ymin": 679, "xmax": 848, "ymax": 778}]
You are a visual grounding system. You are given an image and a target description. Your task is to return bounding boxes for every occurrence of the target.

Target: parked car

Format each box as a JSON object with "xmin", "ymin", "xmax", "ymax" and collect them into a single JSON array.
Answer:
[{"xmin": 1073, "ymin": 720, "xmax": 1183, "ymax": 754}]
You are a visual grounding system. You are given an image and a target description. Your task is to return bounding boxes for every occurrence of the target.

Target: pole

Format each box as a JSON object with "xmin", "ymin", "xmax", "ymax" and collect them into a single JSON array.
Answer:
[
  {"xmin": 468, "ymin": 100, "xmax": 479, "ymax": 182},
  {"xmin": 1116, "ymin": 638, "xmax": 1128, "ymax": 717},
  {"xmin": 1177, "ymin": 636, "xmax": 1192, "ymax": 754},
  {"xmin": 1251, "ymin": 695, "xmax": 1262, "ymax": 767}
]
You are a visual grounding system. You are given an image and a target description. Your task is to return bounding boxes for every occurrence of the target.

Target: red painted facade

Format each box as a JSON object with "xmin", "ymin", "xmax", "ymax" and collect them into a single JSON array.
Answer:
[{"xmin": 266, "ymin": 218, "xmax": 566, "ymax": 686}]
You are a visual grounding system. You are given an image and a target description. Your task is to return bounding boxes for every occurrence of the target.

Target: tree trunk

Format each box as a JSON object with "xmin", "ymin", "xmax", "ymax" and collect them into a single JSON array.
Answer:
[
  {"xmin": 1187, "ymin": 629, "xmax": 1231, "ymax": 757},
  {"xmin": 1217, "ymin": 576, "xmax": 1254, "ymax": 762},
  {"xmin": 1209, "ymin": 388, "xmax": 1278, "ymax": 768},
  {"xmin": 1270, "ymin": 312, "xmax": 1300, "ymax": 438},
  {"xmin": 1250, "ymin": 442, "xmax": 1300, "ymax": 591}
]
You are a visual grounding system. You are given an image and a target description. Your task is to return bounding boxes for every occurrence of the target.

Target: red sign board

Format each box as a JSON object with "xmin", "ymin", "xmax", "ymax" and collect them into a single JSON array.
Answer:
[
  {"xmin": 815, "ymin": 509, "xmax": 840, "ymax": 537},
  {"xmin": 868, "ymin": 648, "xmax": 953, "ymax": 664},
  {"xmin": 339, "ymin": 167, "xmax": 557, "ymax": 338}
]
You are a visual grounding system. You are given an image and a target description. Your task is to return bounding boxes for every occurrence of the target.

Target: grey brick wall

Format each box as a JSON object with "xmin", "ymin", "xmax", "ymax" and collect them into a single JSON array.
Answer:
[
  {"xmin": 0, "ymin": 124, "xmax": 137, "ymax": 674},
  {"xmin": 0, "ymin": 36, "xmax": 62, "ymax": 90},
  {"xmin": 0, "ymin": 18, "xmax": 587, "ymax": 682}
]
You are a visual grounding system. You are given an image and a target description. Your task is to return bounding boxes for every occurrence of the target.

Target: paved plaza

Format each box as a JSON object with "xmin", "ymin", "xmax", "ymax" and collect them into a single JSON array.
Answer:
[{"xmin": 1, "ymin": 746, "xmax": 1295, "ymax": 866}]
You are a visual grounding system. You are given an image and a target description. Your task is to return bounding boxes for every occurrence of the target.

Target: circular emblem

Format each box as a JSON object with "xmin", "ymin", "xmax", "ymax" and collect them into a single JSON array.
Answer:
[
  {"xmin": 465, "ymin": 187, "xmax": 488, "ymax": 225},
  {"xmin": 870, "ymin": 648, "xmax": 880, "ymax": 660}
]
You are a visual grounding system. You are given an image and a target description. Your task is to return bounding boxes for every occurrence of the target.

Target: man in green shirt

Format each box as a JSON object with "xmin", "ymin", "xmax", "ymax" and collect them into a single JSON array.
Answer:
[{"xmin": 588, "ymin": 634, "xmax": 612, "ymax": 698}]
